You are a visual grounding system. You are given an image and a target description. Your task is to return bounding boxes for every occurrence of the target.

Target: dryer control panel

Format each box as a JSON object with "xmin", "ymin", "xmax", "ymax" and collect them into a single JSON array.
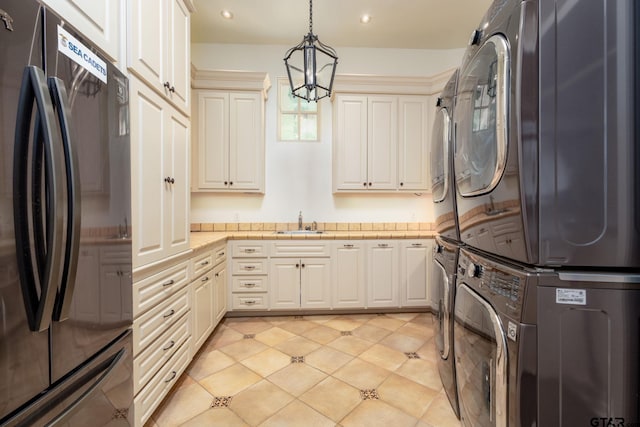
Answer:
[{"xmin": 458, "ymin": 249, "xmax": 528, "ymax": 321}]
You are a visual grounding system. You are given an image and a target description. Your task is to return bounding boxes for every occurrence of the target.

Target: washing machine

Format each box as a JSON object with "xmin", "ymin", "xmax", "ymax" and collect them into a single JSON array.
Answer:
[
  {"xmin": 454, "ymin": 247, "xmax": 538, "ymax": 427},
  {"xmin": 432, "ymin": 235, "xmax": 460, "ymax": 418},
  {"xmin": 430, "ymin": 69, "xmax": 459, "ymax": 242},
  {"xmin": 453, "ymin": 0, "xmax": 640, "ymax": 268}
]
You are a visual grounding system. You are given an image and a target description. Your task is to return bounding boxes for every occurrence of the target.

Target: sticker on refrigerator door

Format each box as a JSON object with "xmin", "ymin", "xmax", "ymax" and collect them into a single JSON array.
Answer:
[
  {"xmin": 555, "ymin": 288, "xmax": 586, "ymax": 305},
  {"xmin": 57, "ymin": 25, "xmax": 107, "ymax": 83}
]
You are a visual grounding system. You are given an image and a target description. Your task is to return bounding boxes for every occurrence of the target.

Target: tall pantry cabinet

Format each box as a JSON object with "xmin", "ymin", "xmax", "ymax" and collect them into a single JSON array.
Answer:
[{"xmin": 128, "ymin": 0, "xmax": 194, "ymax": 268}]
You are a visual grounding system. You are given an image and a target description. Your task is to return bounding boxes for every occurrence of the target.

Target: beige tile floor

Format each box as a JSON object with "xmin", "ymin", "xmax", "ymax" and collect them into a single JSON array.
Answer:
[{"xmin": 145, "ymin": 312, "xmax": 461, "ymax": 427}]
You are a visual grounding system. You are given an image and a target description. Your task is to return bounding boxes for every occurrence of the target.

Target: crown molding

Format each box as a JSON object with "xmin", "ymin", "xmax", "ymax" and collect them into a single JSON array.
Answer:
[
  {"xmin": 331, "ymin": 68, "xmax": 456, "ymax": 96},
  {"xmin": 191, "ymin": 65, "xmax": 272, "ymax": 99}
]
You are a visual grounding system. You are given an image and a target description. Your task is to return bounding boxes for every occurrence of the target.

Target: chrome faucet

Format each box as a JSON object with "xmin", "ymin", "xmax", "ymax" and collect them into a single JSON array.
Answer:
[{"xmin": 298, "ymin": 211, "xmax": 303, "ymax": 230}]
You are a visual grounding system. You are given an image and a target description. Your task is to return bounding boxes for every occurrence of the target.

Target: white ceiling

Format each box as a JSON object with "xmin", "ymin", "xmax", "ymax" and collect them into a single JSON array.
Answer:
[{"xmin": 191, "ymin": 0, "xmax": 494, "ymax": 50}]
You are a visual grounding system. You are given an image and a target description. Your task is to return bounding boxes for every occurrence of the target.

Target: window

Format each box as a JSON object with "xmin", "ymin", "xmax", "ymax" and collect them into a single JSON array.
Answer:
[{"xmin": 278, "ymin": 78, "xmax": 320, "ymax": 141}]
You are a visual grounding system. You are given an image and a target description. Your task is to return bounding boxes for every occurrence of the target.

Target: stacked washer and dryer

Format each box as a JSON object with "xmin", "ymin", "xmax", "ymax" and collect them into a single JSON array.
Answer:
[{"xmin": 430, "ymin": 0, "xmax": 640, "ymax": 426}]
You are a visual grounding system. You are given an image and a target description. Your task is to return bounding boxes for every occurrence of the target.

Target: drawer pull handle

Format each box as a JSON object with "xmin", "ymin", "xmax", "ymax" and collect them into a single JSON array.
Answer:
[
  {"xmin": 378, "ymin": 243, "xmax": 389, "ymax": 248},
  {"xmin": 245, "ymin": 300, "xmax": 256, "ymax": 305},
  {"xmin": 164, "ymin": 371, "xmax": 177, "ymax": 383},
  {"xmin": 218, "ymin": 252, "xmax": 225, "ymax": 257},
  {"xmin": 244, "ymin": 248, "xmax": 256, "ymax": 253},
  {"xmin": 344, "ymin": 244, "xmax": 354, "ymax": 248},
  {"xmin": 244, "ymin": 266, "xmax": 256, "ymax": 270},
  {"xmin": 163, "ymin": 340, "xmax": 175, "ymax": 351},
  {"xmin": 201, "ymin": 260, "xmax": 210, "ymax": 266},
  {"xmin": 245, "ymin": 283, "xmax": 256, "ymax": 288},
  {"xmin": 215, "ymin": 273, "xmax": 220, "ymax": 277},
  {"xmin": 162, "ymin": 279, "xmax": 175, "ymax": 287},
  {"xmin": 412, "ymin": 243, "xmax": 423, "ymax": 247},
  {"xmin": 202, "ymin": 276, "xmax": 209, "ymax": 282},
  {"xmin": 163, "ymin": 309, "xmax": 176, "ymax": 319}
]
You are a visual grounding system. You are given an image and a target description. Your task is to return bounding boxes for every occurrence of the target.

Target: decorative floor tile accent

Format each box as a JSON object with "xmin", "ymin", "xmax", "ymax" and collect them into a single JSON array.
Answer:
[
  {"xmin": 341, "ymin": 331, "xmax": 353, "ymax": 336},
  {"xmin": 360, "ymin": 389, "xmax": 380, "ymax": 400},
  {"xmin": 291, "ymin": 356, "xmax": 305, "ymax": 363},
  {"xmin": 404, "ymin": 352, "xmax": 420, "ymax": 359},
  {"xmin": 243, "ymin": 334, "xmax": 255, "ymax": 339},
  {"xmin": 211, "ymin": 396, "xmax": 233, "ymax": 408},
  {"xmin": 112, "ymin": 409, "xmax": 129, "ymax": 419}
]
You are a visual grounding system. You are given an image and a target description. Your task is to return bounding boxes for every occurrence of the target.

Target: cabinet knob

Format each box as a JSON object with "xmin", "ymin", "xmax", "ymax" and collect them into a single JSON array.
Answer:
[
  {"xmin": 363, "ymin": 182, "xmax": 367, "ymax": 187},
  {"xmin": 224, "ymin": 181, "xmax": 228, "ymax": 185},
  {"xmin": 378, "ymin": 243, "xmax": 389, "ymax": 248},
  {"xmin": 296, "ymin": 263, "xmax": 300, "ymax": 268},
  {"xmin": 164, "ymin": 177, "xmax": 175, "ymax": 184},
  {"xmin": 201, "ymin": 260, "xmax": 210, "ymax": 266},
  {"xmin": 215, "ymin": 272, "xmax": 219, "ymax": 277},
  {"xmin": 368, "ymin": 182, "xmax": 372, "ymax": 187},
  {"xmin": 301, "ymin": 264, "xmax": 305, "ymax": 268},
  {"xmin": 202, "ymin": 276, "xmax": 209, "ymax": 282},
  {"xmin": 163, "ymin": 81, "xmax": 171, "ymax": 90},
  {"xmin": 229, "ymin": 181, "xmax": 233, "ymax": 186},
  {"xmin": 400, "ymin": 182, "xmax": 404, "ymax": 187},
  {"xmin": 169, "ymin": 85, "xmax": 175, "ymax": 93}
]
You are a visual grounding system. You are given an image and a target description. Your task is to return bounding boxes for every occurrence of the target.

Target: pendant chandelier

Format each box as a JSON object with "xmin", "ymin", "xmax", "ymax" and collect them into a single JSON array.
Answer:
[{"xmin": 283, "ymin": 0, "xmax": 338, "ymax": 102}]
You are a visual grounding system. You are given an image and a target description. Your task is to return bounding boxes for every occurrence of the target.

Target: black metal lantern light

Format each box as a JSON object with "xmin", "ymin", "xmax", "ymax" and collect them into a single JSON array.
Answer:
[{"xmin": 284, "ymin": 0, "xmax": 338, "ymax": 102}]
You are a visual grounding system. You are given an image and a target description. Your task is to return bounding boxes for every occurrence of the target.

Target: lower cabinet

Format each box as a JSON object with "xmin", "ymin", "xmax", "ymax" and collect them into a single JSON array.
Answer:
[
  {"xmin": 400, "ymin": 240, "xmax": 433, "ymax": 307},
  {"xmin": 331, "ymin": 241, "xmax": 366, "ymax": 308},
  {"xmin": 270, "ymin": 258, "xmax": 331, "ymax": 309},
  {"xmin": 213, "ymin": 261, "xmax": 227, "ymax": 323},
  {"xmin": 192, "ymin": 270, "xmax": 214, "ymax": 351},
  {"xmin": 366, "ymin": 241, "xmax": 400, "ymax": 308}
]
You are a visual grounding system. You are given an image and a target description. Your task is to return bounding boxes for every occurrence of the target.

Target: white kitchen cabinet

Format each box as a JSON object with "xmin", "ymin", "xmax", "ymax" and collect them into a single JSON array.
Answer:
[
  {"xmin": 127, "ymin": 0, "xmax": 193, "ymax": 114},
  {"xmin": 270, "ymin": 258, "xmax": 331, "ymax": 309},
  {"xmin": 41, "ymin": 0, "xmax": 121, "ymax": 64},
  {"xmin": 192, "ymin": 269, "xmax": 214, "ymax": 352},
  {"xmin": 333, "ymin": 94, "xmax": 398, "ymax": 191},
  {"xmin": 130, "ymin": 77, "xmax": 190, "ymax": 269},
  {"xmin": 367, "ymin": 241, "xmax": 399, "ymax": 307},
  {"xmin": 400, "ymin": 240, "xmax": 432, "ymax": 307},
  {"xmin": 331, "ymin": 241, "xmax": 366, "ymax": 308},
  {"xmin": 192, "ymin": 90, "xmax": 264, "ymax": 192},
  {"xmin": 229, "ymin": 241, "xmax": 269, "ymax": 311},
  {"xmin": 213, "ymin": 260, "xmax": 227, "ymax": 323},
  {"xmin": 398, "ymin": 96, "xmax": 430, "ymax": 191}
]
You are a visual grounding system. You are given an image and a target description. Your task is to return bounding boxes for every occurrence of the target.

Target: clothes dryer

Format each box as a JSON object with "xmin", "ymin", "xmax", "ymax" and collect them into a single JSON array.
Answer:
[
  {"xmin": 432, "ymin": 236, "xmax": 460, "ymax": 418},
  {"xmin": 453, "ymin": 0, "xmax": 640, "ymax": 268},
  {"xmin": 430, "ymin": 70, "xmax": 459, "ymax": 241},
  {"xmin": 454, "ymin": 247, "xmax": 538, "ymax": 427}
]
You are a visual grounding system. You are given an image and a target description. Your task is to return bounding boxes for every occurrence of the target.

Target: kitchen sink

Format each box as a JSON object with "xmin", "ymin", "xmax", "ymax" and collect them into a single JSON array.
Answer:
[{"xmin": 274, "ymin": 230, "xmax": 325, "ymax": 235}]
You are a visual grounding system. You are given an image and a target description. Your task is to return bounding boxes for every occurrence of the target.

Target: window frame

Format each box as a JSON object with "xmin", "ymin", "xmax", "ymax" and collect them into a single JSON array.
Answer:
[{"xmin": 277, "ymin": 77, "xmax": 321, "ymax": 142}]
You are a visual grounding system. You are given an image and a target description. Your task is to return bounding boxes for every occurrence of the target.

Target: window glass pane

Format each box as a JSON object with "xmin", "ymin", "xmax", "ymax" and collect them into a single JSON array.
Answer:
[
  {"xmin": 280, "ymin": 114, "xmax": 299, "ymax": 140},
  {"xmin": 300, "ymin": 114, "xmax": 318, "ymax": 141},
  {"xmin": 280, "ymin": 83, "xmax": 298, "ymax": 112},
  {"xmin": 300, "ymin": 99, "xmax": 317, "ymax": 113}
]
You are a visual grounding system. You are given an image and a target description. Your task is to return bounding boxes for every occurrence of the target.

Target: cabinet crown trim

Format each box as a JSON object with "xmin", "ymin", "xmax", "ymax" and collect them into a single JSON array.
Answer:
[
  {"xmin": 191, "ymin": 66, "xmax": 271, "ymax": 99},
  {"xmin": 331, "ymin": 69, "xmax": 455, "ymax": 96}
]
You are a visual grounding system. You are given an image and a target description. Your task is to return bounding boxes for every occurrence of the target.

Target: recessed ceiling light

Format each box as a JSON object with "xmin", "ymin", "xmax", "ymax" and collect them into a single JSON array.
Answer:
[
  {"xmin": 360, "ymin": 14, "xmax": 371, "ymax": 24},
  {"xmin": 221, "ymin": 10, "xmax": 233, "ymax": 19}
]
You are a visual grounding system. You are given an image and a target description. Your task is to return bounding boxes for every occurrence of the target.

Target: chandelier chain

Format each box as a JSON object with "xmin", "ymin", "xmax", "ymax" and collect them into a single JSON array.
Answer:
[{"xmin": 309, "ymin": 0, "xmax": 313, "ymax": 34}]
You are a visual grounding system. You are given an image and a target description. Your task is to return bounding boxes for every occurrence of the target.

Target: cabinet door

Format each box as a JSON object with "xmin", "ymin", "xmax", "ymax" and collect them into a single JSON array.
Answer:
[
  {"xmin": 333, "ymin": 95, "xmax": 368, "ymax": 191},
  {"xmin": 167, "ymin": 0, "xmax": 190, "ymax": 113},
  {"xmin": 72, "ymin": 247, "xmax": 100, "ymax": 322},
  {"xmin": 300, "ymin": 258, "xmax": 331, "ymax": 309},
  {"xmin": 367, "ymin": 96, "xmax": 397, "ymax": 190},
  {"xmin": 193, "ymin": 274, "xmax": 214, "ymax": 351},
  {"xmin": 128, "ymin": 0, "xmax": 166, "ymax": 91},
  {"xmin": 213, "ymin": 262, "xmax": 227, "ymax": 324},
  {"xmin": 166, "ymin": 109, "xmax": 190, "ymax": 256},
  {"xmin": 331, "ymin": 243, "xmax": 366, "ymax": 308},
  {"xmin": 270, "ymin": 258, "xmax": 300, "ymax": 309},
  {"xmin": 194, "ymin": 91, "xmax": 229, "ymax": 190},
  {"xmin": 367, "ymin": 241, "xmax": 399, "ymax": 307},
  {"xmin": 398, "ymin": 96, "xmax": 429, "ymax": 191},
  {"xmin": 41, "ymin": 0, "xmax": 121, "ymax": 63},
  {"xmin": 229, "ymin": 92, "xmax": 264, "ymax": 191},
  {"xmin": 400, "ymin": 240, "xmax": 432, "ymax": 307},
  {"xmin": 100, "ymin": 265, "xmax": 129, "ymax": 323},
  {"xmin": 130, "ymin": 79, "xmax": 166, "ymax": 267}
]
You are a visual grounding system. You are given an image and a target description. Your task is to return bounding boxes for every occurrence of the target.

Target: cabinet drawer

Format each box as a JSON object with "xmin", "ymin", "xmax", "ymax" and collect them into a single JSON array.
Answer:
[
  {"xmin": 100, "ymin": 246, "xmax": 131, "ymax": 264},
  {"xmin": 133, "ymin": 311, "xmax": 191, "ymax": 395},
  {"xmin": 191, "ymin": 250, "xmax": 214, "ymax": 278},
  {"xmin": 232, "ymin": 259, "xmax": 268, "ymax": 275},
  {"xmin": 232, "ymin": 276, "xmax": 268, "ymax": 292},
  {"xmin": 270, "ymin": 241, "xmax": 329, "ymax": 257},
  {"xmin": 232, "ymin": 293, "xmax": 269, "ymax": 310},
  {"xmin": 133, "ymin": 261, "xmax": 190, "ymax": 318},
  {"xmin": 213, "ymin": 245, "xmax": 227, "ymax": 265},
  {"xmin": 231, "ymin": 241, "xmax": 268, "ymax": 257},
  {"xmin": 134, "ymin": 337, "xmax": 192, "ymax": 427},
  {"xmin": 133, "ymin": 286, "xmax": 191, "ymax": 354}
]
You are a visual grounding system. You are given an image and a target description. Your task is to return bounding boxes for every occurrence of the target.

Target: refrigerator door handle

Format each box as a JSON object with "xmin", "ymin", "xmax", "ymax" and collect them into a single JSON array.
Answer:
[
  {"xmin": 48, "ymin": 77, "xmax": 81, "ymax": 322},
  {"xmin": 13, "ymin": 66, "xmax": 66, "ymax": 332}
]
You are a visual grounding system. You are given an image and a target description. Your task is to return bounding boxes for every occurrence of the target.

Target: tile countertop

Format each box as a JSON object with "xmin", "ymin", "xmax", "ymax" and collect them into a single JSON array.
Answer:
[{"xmin": 190, "ymin": 230, "xmax": 437, "ymax": 252}]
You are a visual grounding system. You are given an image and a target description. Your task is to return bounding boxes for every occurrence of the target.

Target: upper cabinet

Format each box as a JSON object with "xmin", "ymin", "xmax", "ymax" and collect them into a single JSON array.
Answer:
[
  {"xmin": 331, "ymin": 73, "xmax": 452, "ymax": 193},
  {"xmin": 40, "ymin": 0, "xmax": 121, "ymax": 64},
  {"xmin": 127, "ymin": 0, "xmax": 194, "ymax": 115},
  {"xmin": 191, "ymin": 69, "xmax": 271, "ymax": 194}
]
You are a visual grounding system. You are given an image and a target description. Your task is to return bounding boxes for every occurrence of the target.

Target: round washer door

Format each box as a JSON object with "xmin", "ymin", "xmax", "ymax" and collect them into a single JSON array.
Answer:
[{"xmin": 453, "ymin": 283, "xmax": 508, "ymax": 427}]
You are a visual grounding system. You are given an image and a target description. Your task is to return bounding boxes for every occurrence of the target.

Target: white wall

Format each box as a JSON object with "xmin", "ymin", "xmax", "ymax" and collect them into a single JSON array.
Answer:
[{"xmin": 191, "ymin": 43, "xmax": 465, "ymax": 224}]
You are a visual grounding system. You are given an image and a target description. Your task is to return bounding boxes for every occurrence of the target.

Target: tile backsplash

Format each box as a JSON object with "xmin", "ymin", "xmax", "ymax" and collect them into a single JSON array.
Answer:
[{"xmin": 190, "ymin": 222, "xmax": 434, "ymax": 233}]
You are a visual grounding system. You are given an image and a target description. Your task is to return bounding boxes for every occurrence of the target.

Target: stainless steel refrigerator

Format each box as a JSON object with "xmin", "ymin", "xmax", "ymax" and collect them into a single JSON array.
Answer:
[{"xmin": 0, "ymin": 1, "xmax": 133, "ymax": 425}]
